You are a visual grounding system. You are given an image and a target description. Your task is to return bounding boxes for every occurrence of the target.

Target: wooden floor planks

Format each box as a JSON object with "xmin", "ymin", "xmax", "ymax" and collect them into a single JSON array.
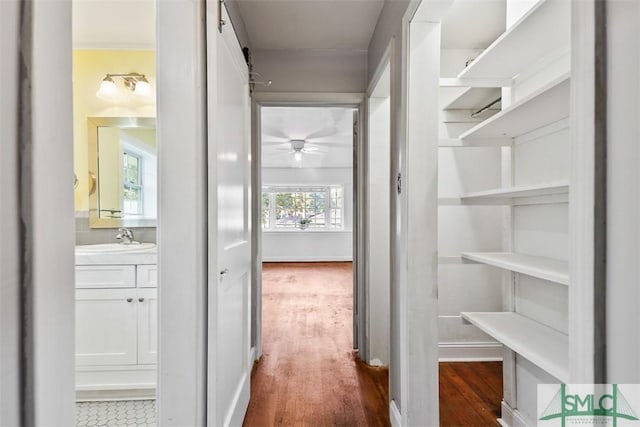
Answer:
[
  {"xmin": 243, "ymin": 262, "xmax": 502, "ymax": 427},
  {"xmin": 439, "ymin": 362, "xmax": 503, "ymax": 426}
]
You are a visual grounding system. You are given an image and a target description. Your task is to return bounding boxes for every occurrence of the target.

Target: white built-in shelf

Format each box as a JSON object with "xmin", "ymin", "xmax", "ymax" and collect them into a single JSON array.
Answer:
[
  {"xmin": 443, "ymin": 87, "xmax": 501, "ymax": 111},
  {"xmin": 460, "ymin": 182, "xmax": 569, "ymax": 204},
  {"xmin": 457, "ymin": 0, "xmax": 570, "ymax": 80},
  {"xmin": 459, "ymin": 74, "xmax": 569, "ymax": 142},
  {"xmin": 461, "ymin": 252, "xmax": 569, "ymax": 285},
  {"xmin": 461, "ymin": 311, "xmax": 569, "ymax": 382}
]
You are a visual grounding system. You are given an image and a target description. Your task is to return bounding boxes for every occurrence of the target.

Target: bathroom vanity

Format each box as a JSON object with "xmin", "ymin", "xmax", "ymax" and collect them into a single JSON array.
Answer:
[{"xmin": 75, "ymin": 244, "xmax": 157, "ymax": 400}]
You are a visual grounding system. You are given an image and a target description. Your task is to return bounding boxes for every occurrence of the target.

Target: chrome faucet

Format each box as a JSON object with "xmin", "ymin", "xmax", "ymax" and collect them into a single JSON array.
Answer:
[{"xmin": 116, "ymin": 228, "xmax": 140, "ymax": 245}]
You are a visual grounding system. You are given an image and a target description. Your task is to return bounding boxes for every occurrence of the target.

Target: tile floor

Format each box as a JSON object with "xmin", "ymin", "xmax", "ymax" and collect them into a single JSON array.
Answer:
[{"xmin": 75, "ymin": 400, "xmax": 155, "ymax": 427}]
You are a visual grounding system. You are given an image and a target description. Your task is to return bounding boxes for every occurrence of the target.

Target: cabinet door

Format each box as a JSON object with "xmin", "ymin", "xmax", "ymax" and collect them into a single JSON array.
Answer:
[
  {"xmin": 136, "ymin": 288, "xmax": 157, "ymax": 365},
  {"xmin": 76, "ymin": 289, "xmax": 137, "ymax": 366},
  {"xmin": 136, "ymin": 265, "xmax": 158, "ymax": 288},
  {"xmin": 76, "ymin": 265, "xmax": 136, "ymax": 289}
]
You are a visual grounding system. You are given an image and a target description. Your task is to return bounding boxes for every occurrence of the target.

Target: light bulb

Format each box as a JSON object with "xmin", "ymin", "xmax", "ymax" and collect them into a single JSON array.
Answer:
[
  {"xmin": 133, "ymin": 77, "xmax": 153, "ymax": 98},
  {"xmin": 294, "ymin": 151, "xmax": 302, "ymax": 163},
  {"xmin": 96, "ymin": 76, "xmax": 117, "ymax": 100}
]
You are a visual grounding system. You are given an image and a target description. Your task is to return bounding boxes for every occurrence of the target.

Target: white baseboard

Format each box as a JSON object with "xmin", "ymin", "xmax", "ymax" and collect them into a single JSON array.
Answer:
[
  {"xmin": 225, "ymin": 371, "xmax": 251, "ymax": 427},
  {"xmin": 76, "ymin": 388, "xmax": 155, "ymax": 402},
  {"xmin": 438, "ymin": 341, "xmax": 503, "ymax": 362},
  {"xmin": 389, "ymin": 400, "xmax": 402, "ymax": 427},
  {"xmin": 262, "ymin": 256, "xmax": 353, "ymax": 262},
  {"xmin": 499, "ymin": 401, "xmax": 533, "ymax": 427}
]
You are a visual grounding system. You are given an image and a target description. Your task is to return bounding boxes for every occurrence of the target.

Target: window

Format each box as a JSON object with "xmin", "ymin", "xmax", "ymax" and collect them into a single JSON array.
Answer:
[
  {"xmin": 123, "ymin": 151, "xmax": 143, "ymax": 216},
  {"xmin": 262, "ymin": 185, "xmax": 344, "ymax": 231}
]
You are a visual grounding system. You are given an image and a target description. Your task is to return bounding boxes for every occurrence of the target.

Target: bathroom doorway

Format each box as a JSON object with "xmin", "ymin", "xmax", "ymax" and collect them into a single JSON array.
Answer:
[{"xmin": 72, "ymin": 1, "xmax": 159, "ymax": 424}]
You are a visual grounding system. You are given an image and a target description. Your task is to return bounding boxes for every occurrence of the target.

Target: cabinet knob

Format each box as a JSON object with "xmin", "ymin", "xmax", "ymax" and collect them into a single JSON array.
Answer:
[
  {"xmin": 126, "ymin": 298, "xmax": 133, "ymax": 303},
  {"xmin": 138, "ymin": 297, "xmax": 145, "ymax": 303}
]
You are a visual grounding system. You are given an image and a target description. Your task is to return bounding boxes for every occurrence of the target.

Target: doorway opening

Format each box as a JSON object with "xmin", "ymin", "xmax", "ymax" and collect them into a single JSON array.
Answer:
[
  {"xmin": 71, "ymin": 0, "xmax": 159, "ymax": 424},
  {"xmin": 245, "ymin": 103, "xmax": 389, "ymax": 424}
]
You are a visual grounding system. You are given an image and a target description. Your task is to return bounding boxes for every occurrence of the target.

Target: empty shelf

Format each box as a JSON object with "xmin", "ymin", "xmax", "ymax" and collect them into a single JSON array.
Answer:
[
  {"xmin": 443, "ymin": 87, "xmax": 501, "ymax": 111},
  {"xmin": 461, "ymin": 182, "xmax": 569, "ymax": 204},
  {"xmin": 461, "ymin": 252, "xmax": 569, "ymax": 285},
  {"xmin": 461, "ymin": 311, "xmax": 569, "ymax": 381},
  {"xmin": 457, "ymin": 0, "xmax": 571, "ymax": 80},
  {"xmin": 459, "ymin": 74, "xmax": 570, "ymax": 141}
]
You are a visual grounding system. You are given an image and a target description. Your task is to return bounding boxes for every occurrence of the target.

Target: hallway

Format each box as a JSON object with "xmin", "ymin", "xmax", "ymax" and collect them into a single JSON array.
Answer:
[{"xmin": 243, "ymin": 262, "xmax": 390, "ymax": 426}]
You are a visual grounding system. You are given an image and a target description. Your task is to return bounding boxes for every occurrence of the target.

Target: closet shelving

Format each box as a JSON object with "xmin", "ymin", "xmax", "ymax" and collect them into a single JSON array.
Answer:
[
  {"xmin": 459, "ymin": 74, "xmax": 569, "ymax": 141},
  {"xmin": 438, "ymin": 0, "xmax": 572, "ymax": 408},
  {"xmin": 461, "ymin": 252, "xmax": 569, "ymax": 285},
  {"xmin": 442, "ymin": 87, "xmax": 501, "ymax": 111},
  {"xmin": 460, "ymin": 312, "xmax": 569, "ymax": 382},
  {"xmin": 457, "ymin": 0, "xmax": 570, "ymax": 80},
  {"xmin": 459, "ymin": 181, "xmax": 569, "ymax": 204}
]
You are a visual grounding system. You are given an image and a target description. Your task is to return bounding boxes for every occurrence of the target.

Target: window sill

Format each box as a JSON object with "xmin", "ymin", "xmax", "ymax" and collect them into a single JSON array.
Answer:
[{"xmin": 262, "ymin": 229, "xmax": 352, "ymax": 234}]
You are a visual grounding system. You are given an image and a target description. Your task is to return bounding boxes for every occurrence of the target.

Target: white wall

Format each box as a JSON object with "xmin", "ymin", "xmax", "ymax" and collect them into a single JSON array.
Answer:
[
  {"xmin": 252, "ymin": 49, "xmax": 368, "ymax": 93},
  {"xmin": 367, "ymin": 1, "xmax": 415, "ymax": 416},
  {"xmin": 157, "ymin": 0, "xmax": 208, "ymax": 424},
  {"xmin": 0, "ymin": 2, "xmax": 21, "ymax": 424},
  {"xmin": 606, "ymin": 0, "xmax": 640, "ymax": 384},
  {"xmin": 262, "ymin": 167, "xmax": 353, "ymax": 261}
]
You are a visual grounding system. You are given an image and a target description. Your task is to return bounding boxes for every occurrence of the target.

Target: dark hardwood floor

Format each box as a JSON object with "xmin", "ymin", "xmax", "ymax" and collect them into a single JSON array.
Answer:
[
  {"xmin": 243, "ymin": 262, "xmax": 502, "ymax": 427},
  {"xmin": 439, "ymin": 362, "xmax": 503, "ymax": 426}
]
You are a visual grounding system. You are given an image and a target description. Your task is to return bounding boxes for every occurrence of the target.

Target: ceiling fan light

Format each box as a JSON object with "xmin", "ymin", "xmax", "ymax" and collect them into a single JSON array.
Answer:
[{"xmin": 293, "ymin": 151, "xmax": 303, "ymax": 163}]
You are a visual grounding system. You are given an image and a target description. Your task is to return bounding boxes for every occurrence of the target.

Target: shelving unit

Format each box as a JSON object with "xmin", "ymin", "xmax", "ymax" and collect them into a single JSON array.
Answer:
[
  {"xmin": 461, "ymin": 312, "xmax": 569, "ymax": 382},
  {"xmin": 459, "ymin": 74, "xmax": 569, "ymax": 141},
  {"xmin": 443, "ymin": 87, "xmax": 501, "ymax": 111},
  {"xmin": 460, "ymin": 181, "xmax": 569, "ymax": 204},
  {"xmin": 457, "ymin": 0, "xmax": 570, "ymax": 80},
  {"xmin": 461, "ymin": 252, "xmax": 569, "ymax": 285},
  {"xmin": 437, "ymin": 1, "xmax": 573, "ymax": 424}
]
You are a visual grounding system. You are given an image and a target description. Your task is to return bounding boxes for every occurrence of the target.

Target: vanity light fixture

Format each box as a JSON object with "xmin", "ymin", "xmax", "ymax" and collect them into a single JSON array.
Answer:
[{"xmin": 96, "ymin": 73, "xmax": 154, "ymax": 100}]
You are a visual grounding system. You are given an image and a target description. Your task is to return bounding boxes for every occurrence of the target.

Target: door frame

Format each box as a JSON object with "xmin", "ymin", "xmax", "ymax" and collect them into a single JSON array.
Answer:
[
  {"xmin": 250, "ymin": 92, "xmax": 365, "ymax": 360},
  {"xmin": 364, "ymin": 40, "xmax": 393, "ymax": 366}
]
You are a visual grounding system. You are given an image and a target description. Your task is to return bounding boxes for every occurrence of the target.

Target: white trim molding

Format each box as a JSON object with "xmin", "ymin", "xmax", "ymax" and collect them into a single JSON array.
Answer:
[
  {"xmin": 438, "ymin": 342, "xmax": 503, "ymax": 362},
  {"xmin": 390, "ymin": 400, "xmax": 402, "ymax": 427},
  {"xmin": 499, "ymin": 401, "xmax": 533, "ymax": 427},
  {"xmin": 262, "ymin": 256, "xmax": 353, "ymax": 263},
  {"xmin": 157, "ymin": 0, "xmax": 208, "ymax": 424}
]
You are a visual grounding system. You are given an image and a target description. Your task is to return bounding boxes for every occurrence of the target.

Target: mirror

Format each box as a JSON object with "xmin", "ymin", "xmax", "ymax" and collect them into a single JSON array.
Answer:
[{"xmin": 88, "ymin": 117, "xmax": 156, "ymax": 228}]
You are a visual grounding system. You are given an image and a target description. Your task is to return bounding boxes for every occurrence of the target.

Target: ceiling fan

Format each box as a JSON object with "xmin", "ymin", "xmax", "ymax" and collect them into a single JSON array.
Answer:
[{"xmin": 271, "ymin": 139, "xmax": 326, "ymax": 163}]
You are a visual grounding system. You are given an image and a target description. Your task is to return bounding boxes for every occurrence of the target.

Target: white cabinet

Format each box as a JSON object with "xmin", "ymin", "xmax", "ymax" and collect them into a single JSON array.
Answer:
[
  {"xmin": 75, "ymin": 263, "xmax": 157, "ymax": 397},
  {"xmin": 75, "ymin": 265, "xmax": 136, "ymax": 289},
  {"xmin": 136, "ymin": 288, "xmax": 158, "ymax": 365},
  {"xmin": 76, "ymin": 289, "xmax": 138, "ymax": 366},
  {"xmin": 136, "ymin": 264, "xmax": 157, "ymax": 288}
]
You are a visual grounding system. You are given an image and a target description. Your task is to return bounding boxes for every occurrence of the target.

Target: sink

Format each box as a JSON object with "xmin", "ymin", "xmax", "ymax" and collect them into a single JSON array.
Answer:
[{"xmin": 76, "ymin": 243, "xmax": 156, "ymax": 254}]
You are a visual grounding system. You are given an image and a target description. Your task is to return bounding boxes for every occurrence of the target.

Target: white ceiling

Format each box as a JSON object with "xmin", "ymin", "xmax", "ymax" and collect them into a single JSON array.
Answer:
[
  {"xmin": 72, "ymin": 0, "xmax": 504, "ymax": 52},
  {"xmin": 72, "ymin": 0, "xmax": 155, "ymax": 49},
  {"xmin": 440, "ymin": 0, "xmax": 505, "ymax": 49},
  {"xmin": 235, "ymin": 0, "xmax": 384, "ymax": 50},
  {"xmin": 261, "ymin": 107, "xmax": 354, "ymax": 168}
]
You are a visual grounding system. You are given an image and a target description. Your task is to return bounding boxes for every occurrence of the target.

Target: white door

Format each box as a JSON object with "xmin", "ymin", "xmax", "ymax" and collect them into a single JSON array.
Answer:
[
  {"xmin": 208, "ymin": 5, "xmax": 252, "ymax": 427},
  {"xmin": 136, "ymin": 288, "xmax": 158, "ymax": 365},
  {"xmin": 75, "ymin": 289, "xmax": 138, "ymax": 366}
]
